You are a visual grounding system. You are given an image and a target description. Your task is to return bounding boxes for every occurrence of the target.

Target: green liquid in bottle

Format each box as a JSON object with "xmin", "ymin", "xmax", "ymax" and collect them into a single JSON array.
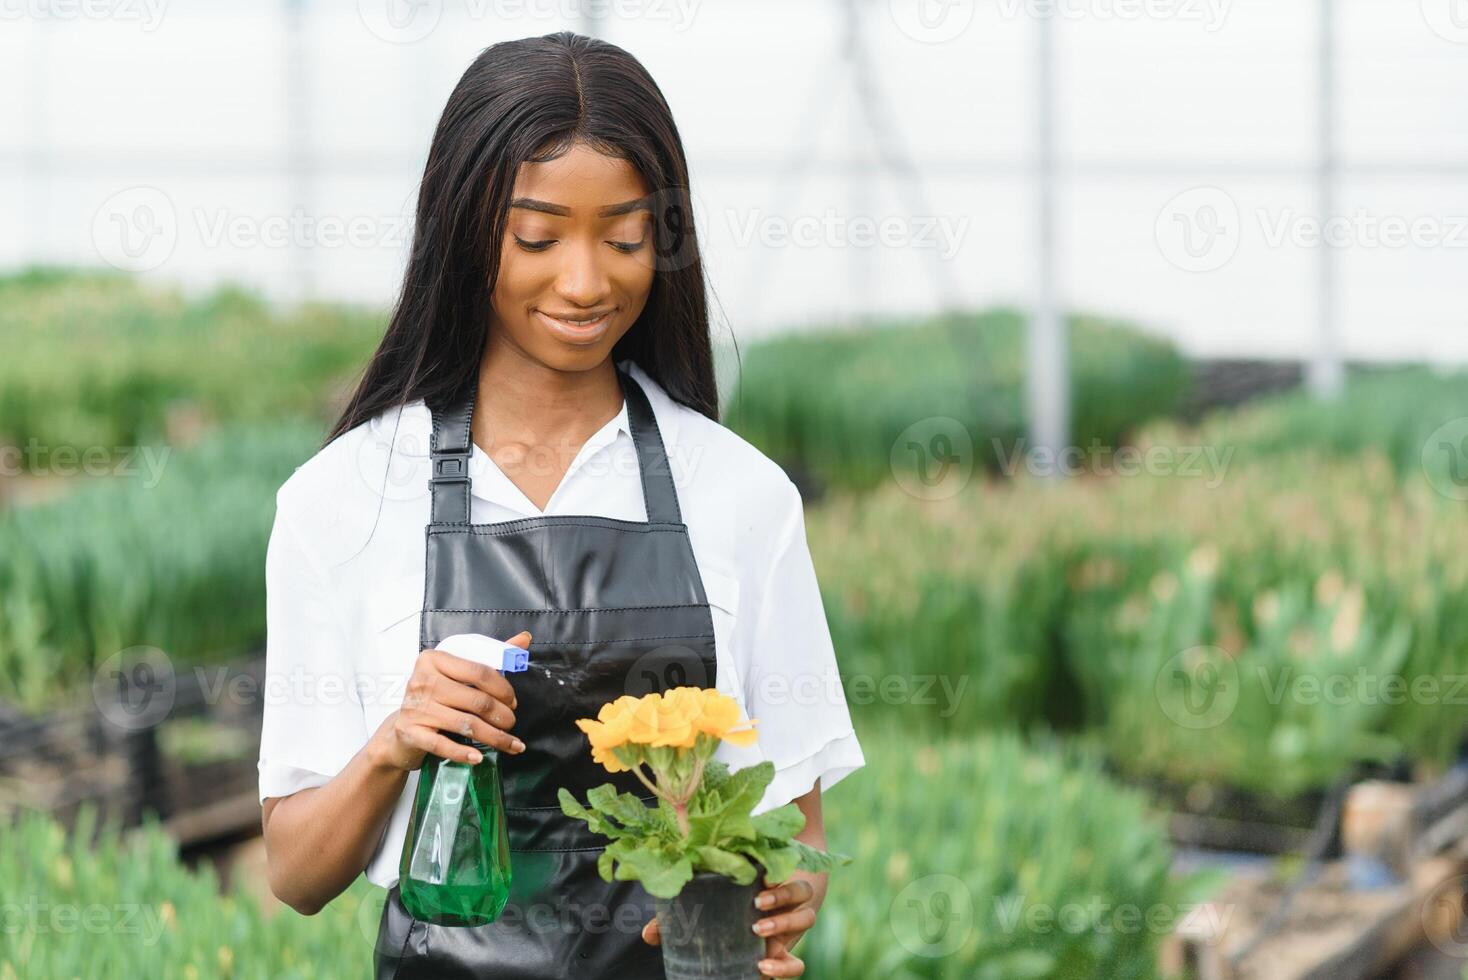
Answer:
[{"xmin": 398, "ymin": 743, "xmax": 512, "ymax": 927}]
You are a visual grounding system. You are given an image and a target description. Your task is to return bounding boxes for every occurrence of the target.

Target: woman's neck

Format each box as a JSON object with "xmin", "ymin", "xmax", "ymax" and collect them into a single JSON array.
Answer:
[{"xmin": 473, "ymin": 347, "xmax": 624, "ymax": 453}]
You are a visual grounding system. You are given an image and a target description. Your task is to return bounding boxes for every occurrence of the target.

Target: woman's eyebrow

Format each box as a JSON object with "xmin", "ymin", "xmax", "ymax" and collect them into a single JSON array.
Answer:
[{"xmin": 509, "ymin": 197, "xmax": 651, "ymax": 218}]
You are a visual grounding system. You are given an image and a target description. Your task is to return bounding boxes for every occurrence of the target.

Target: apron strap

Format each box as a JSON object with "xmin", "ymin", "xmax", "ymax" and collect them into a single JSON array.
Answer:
[
  {"xmin": 618, "ymin": 366, "xmax": 682, "ymax": 525},
  {"xmin": 428, "ymin": 364, "xmax": 684, "ymax": 526},
  {"xmin": 429, "ymin": 388, "xmax": 475, "ymax": 525}
]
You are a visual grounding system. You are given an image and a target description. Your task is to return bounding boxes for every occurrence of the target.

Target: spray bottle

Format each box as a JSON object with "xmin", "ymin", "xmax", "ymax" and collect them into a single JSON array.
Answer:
[{"xmin": 398, "ymin": 633, "xmax": 530, "ymax": 926}]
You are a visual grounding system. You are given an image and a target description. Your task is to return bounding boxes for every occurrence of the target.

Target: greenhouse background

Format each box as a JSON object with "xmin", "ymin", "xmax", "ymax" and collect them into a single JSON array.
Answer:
[{"xmin": 3, "ymin": 0, "xmax": 1468, "ymax": 977}]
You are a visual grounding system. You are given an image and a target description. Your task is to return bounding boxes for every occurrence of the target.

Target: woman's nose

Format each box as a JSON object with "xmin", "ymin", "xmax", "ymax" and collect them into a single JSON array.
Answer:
[{"xmin": 553, "ymin": 238, "xmax": 612, "ymax": 306}]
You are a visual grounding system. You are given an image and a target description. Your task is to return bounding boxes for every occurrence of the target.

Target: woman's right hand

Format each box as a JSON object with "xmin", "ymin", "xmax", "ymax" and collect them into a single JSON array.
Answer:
[{"xmin": 369, "ymin": 630, "xmax": 531, "ymax": 771}]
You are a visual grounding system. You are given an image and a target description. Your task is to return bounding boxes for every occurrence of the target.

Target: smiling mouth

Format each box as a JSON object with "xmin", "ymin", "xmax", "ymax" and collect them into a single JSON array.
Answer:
[{"xmin": 536, "ymin": 309, "xmax": 615, "ymax": 340}]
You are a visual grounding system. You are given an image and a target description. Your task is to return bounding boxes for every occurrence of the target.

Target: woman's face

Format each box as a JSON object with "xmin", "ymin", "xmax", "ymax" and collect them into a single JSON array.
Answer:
[{"xmin": 488, "ymin": 141, "xmax": 656, "ymax": 371}]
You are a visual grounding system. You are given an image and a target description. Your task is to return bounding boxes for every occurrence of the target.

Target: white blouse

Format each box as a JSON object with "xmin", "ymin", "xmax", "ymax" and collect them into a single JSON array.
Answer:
[{"xmin": 256, "ymin": 358, "xmax": 866, "ymax": 889}]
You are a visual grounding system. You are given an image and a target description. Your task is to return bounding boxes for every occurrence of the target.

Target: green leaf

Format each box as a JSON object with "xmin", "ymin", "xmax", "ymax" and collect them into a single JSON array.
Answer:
[
  {"xmin": 722, "ymin": 761, "xmax": 775, "ymax": 809},
  {"xmin": 700, "ymin": 759, "xmax": 732, "ymax": 793},
  {"xmin": 614, "ymin": 843, "xmax": 695, "ymax": 899},
  {"xmin": 587, "ymin": 784, "xmax": 657, "ymax": 831},
  {"xmin": 686, "ymin": 761, "xmax": 772, "ymax": 845},
  {"xmin": 750, "ymin": 803, "xmax": 806, "ymax": 840},
  {"xmin": 733, "ymin": 840, "xmax": 800, "ymax": 883},
  {"xmin": 788, "ymin": 838, "xmax": 852, "ymax": 874},
  {"xmin": 693, "ymin": 846, "xmax": 758, "ymax": 884},
  {"xmin": 559, "ymin": 788, "xmax": 628, "ymax": 839},
  {"xmin": 596, "ymin": 848, "xmax": 616, "ymax": 883}
]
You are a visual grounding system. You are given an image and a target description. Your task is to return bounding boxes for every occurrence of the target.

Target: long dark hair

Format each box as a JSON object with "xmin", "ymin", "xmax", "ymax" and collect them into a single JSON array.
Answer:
[{"xmin": 325, "ymin": 30, "xmax": 722, "ymax": 449}]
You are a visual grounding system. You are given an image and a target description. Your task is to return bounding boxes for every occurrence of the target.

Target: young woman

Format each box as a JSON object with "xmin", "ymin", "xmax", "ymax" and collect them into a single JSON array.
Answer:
[{"xmin": 256, "ymin": 31, "xmax": 864, "ymax": 979}]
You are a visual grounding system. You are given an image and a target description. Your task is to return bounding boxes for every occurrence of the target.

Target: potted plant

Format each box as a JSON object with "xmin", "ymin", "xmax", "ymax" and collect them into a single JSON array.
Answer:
[{"xmin": 558, "ymin": 687, "xmax": 850, "ymax": 980}]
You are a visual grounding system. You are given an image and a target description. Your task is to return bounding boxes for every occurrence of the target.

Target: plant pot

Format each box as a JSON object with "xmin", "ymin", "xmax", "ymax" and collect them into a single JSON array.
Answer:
[{"xmin": 653, "ymin": 870, "xmax": 765, "ymax": 980}]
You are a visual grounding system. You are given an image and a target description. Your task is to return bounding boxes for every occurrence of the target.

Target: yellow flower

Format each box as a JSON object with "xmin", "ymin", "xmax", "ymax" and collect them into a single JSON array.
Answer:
[
  {"xmin": 575, "ymin": 695, "xmax": 641, "ymax": 772},
  {"xmin": 666, "ymin": 687, "xmax": 759, "ymax": 747},
  {"xmin": 574, "ymin": 689, "xmax": 761, "ymax": 774},
  {"xmin": 624, "ymin": 691, "xmax": 698, "ymax": 748}
]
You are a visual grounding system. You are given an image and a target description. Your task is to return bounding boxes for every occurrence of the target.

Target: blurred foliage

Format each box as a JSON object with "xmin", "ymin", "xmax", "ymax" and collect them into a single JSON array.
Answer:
[
  {"xmin": 808, "ymin": 453, "xmax": 1468, "ymax": 797},
  {"xmin": 1139, "ymin": 365, "xmax": 1468, "ymax": 480},
  {"xmin": 723, "ymin": 309, "xmax": 1191, "ymax": 492},
  {"xmin": 0, "ymin": 805, "xmax": 378, "ymax": 979},
  {"xmin": 0, "ymin": 738, "xmax": 1206, "ymax": 980},
  {"xmin": 0, "ymin": 420, "xmax": 321, "ymax": 709},
  {"xmin": 802, "ymin": 723, "xmax": 1218, "ymax": 979},
  {"xmin": 0, "ymin": 266, "xmax": 379, "ymax": 471}
]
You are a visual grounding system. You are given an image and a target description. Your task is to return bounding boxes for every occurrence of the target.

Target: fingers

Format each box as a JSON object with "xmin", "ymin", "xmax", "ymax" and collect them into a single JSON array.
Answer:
[
  {"xmin": 759, "ymin": 938, "xmax": 804, "ymax": 978},
  {"xmin": 427, "ymin": 648, "xmax": 520, "ymax": 709},
  {"xmin": 756, "ymin": 877, "xmax": 815, "ymax": 911},
  {"xmin": 641, "ymin": 917, "xmax": 660, "ymax": 946},
  {"xmin": 754, "ymin": 905, "xmax": 815, "ymax": 939},
  {"xmin": 506, "ymin": 630, "xmax": 532, "ymax": 648},
  {"xmin": 397, "ymin": 723, "xmax": 483, "ymax": 765},
  {"xmin": 430, "ymin": 676, "xmax": 517, "ymax": 732},
  {"xmin": 411, "ymin": 701, "xmax": 525, "ymax": 755}
]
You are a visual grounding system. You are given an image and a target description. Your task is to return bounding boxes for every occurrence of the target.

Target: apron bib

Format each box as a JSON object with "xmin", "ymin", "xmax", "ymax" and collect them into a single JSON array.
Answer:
[{"xmin": 375, "ymin": 365, "xmax": 718, "ymax": 979}]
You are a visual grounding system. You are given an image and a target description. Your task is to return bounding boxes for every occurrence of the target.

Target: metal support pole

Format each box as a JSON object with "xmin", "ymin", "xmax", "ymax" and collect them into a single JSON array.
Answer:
[
  {"xmin": 1027, "ymin": 7, "xmax": 1069, "ymax": 476},
  {"xmin": 284, "ymin": 0, "xmax": 315, "ymax": 303},
  {"xmin": 24, "ymin": 19, "xmax": 52, "ymax": 264},
  {"xmin": 1309, "ymin": 0, "xmax": 1344, "ymax": 398}
]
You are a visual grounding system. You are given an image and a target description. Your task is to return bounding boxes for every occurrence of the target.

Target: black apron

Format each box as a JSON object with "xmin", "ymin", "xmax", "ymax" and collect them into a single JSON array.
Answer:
[{"xmin": 375, "ymin": 365, "xmax": 719, "ymax": 979}]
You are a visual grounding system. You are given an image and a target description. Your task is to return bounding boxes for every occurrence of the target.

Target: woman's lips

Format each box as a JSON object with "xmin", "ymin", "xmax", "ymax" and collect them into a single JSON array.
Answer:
[{"xmin": 536, "ymin": 309, "xmax": 614, "ymax": 344}]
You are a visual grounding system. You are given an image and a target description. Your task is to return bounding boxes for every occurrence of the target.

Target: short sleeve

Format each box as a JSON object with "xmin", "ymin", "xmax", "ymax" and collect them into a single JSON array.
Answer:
[
  {"xmin": 743, "ymin": 480, "xmax": 865, "ymax": 814},
  {"xmin": 257, "ymin": 496, "xmax": 369, "ymax": 803}
]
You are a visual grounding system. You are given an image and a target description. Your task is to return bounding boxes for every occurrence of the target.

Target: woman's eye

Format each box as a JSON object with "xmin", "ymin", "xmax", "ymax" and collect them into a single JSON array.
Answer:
[{"xmin": 512, "ymin": 235, "xmax": 644, "ymax": 253}]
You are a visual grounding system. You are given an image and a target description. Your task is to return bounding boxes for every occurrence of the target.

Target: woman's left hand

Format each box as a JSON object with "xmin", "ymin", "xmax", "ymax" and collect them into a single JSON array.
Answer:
[
  {"xmin": 750, "ymin": 870, "xmax": 824, "ymax": 978},
  {"xmin": 639, "ymin": 869, "xmax": 826, "ymax": 978}
]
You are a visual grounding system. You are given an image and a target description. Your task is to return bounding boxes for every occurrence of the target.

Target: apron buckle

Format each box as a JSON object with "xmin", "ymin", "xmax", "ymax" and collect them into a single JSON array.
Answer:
[{"xmin": 431, "ymin": 451, "xmax": 471, "ymax": 484}]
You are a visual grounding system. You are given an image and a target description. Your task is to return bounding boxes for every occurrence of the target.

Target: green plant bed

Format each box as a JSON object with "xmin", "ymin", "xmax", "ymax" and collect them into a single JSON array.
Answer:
[
  {"xmin": 1138, "ymin": 364, "xmax": 1468, "ymax": 481},
  {"xmin": 805, "ymin": 455, "xmax": 1468, "ymax": 795},
  {"xmin": 812, "ymin": 484, "xmax": 1072, "ymax": 733},
  {"xmin": 723, "ymin": 308, "xmax": 1190, "ymax": 493},
  {"xmin": 802, "ymin": 723, "xmax": 1219, "ymax": 979},
  {"xmin": 0, "ymin": 805, "xmax": 378, "ymax": 978},
  {"xmin": 0, "ymin": 420, "xmax": 321, "ymax": 709},
  {"xmin": 0, "ymin": 266, "xmax": 381, "ymax": 471},
  {"xmin": 0, "ymin": 740, "xmax": 1206, "ymax": 980}
]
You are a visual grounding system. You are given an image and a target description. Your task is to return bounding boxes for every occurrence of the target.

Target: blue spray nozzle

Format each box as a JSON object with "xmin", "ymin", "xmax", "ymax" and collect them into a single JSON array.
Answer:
[{"xmin": 502, "ymin": 647, "xmax": 530, "ymax": 673}]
